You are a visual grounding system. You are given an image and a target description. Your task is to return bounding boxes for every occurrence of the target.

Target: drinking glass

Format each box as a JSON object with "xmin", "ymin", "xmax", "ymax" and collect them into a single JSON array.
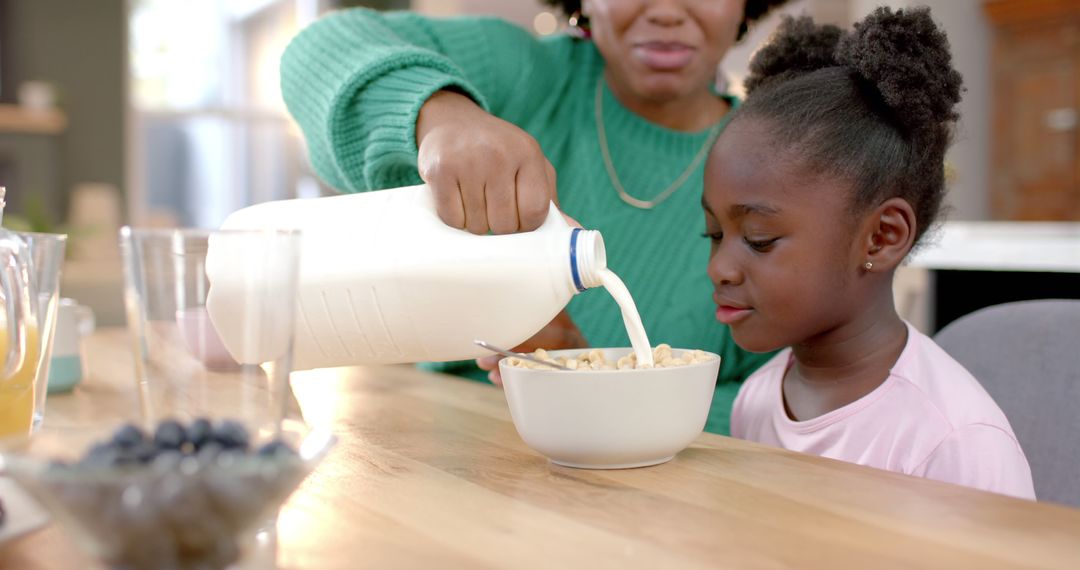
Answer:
[
  {"xmin": 18, "ymin": 231, "xmax": 67, "ymax": 431},
  {"xmin": 119, "ymin": 227, "xmax": 301, "ymax": 439}
]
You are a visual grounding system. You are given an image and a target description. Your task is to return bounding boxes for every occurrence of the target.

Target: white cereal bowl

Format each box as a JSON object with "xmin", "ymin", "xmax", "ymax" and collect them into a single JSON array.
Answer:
[{"xmin": 500, "ymin": 348, "xmax": 721, "ymax": 469}]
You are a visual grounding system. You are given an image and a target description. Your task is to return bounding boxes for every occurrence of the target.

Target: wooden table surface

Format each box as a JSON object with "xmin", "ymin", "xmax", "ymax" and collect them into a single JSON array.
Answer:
[{"xmin": 2, "ymin": 329, "xmax": 1079, "ymax": 569}]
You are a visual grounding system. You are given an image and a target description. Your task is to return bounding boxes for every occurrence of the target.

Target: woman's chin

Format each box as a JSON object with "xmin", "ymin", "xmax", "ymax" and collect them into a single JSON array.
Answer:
[
  {"xmin": 621, "ymin": 70, "xmax": 702, "ymax": 103},
  {"xmin": 636, "ymin": 79, "xmax": 695, "ymax": 103}
]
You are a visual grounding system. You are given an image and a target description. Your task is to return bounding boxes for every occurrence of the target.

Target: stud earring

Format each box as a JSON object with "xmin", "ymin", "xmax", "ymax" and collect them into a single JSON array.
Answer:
[
  {"xmin": 863, "ymin": 261, "xmax": 874, "ymax": 271},
  {"xmin": 568, "ymin": 11, "xmax": 591, "ymax": 39}
]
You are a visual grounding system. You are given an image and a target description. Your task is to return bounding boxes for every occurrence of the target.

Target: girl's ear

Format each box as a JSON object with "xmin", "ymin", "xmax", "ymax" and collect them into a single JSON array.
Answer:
[{"xmin": 861, "ymin": 197, "xmax": 916, "ymax": 273}]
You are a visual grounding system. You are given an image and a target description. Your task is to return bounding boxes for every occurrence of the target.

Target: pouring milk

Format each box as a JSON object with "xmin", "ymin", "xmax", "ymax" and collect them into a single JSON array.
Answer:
[{"xmin": 206, "ymin": 184, "xmax": 653, "ymax": 368}]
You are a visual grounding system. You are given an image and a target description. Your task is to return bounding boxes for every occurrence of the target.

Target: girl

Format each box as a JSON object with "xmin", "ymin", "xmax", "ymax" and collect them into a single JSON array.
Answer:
[{"xmin": 702, "ymin": 8, "xmax": 1034, "ymax": 498}]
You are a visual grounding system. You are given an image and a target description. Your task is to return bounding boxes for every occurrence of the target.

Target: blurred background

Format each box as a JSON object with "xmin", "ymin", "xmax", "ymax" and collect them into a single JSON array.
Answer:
[{"xmin": 0, "ymin": 0, "xmax": 1075, "ymax": 326}]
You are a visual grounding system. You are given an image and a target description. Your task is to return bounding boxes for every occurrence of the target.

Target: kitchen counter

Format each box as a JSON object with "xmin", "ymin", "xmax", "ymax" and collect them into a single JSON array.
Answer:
[
  {"xmin": 908, "ymin": 221, "xmax": 1080, "ymax": 272},
  {"xmin": 897, "ymin": 221, "xmax": 1080, "ymax": 332}
]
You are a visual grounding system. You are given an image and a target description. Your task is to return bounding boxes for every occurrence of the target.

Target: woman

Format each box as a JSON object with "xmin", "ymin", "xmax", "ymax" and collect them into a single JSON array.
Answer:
[{"xmin": 280, "ymin": 0, "xmax": 788, "ymax": 434}]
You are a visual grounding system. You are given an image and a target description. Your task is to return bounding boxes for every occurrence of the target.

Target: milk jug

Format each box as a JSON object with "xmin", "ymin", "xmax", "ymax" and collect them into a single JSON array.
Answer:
[{"xmin": 207, "ymin": 184, "xmax": 606, "ymax": 369}]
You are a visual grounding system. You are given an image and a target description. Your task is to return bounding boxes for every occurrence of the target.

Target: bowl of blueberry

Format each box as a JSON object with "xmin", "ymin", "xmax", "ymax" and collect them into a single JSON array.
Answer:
[{"xmin": 0, "ymin": 418, "xmax": 334, "ymax": 570}]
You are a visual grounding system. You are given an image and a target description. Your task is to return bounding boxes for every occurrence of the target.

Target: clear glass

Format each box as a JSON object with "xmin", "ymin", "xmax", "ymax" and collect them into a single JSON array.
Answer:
[
  {"xmin": 17, "ymin": 231, "xmax": 68, "ymax": 431},
  {"xmin": 119, "ymin": 227, "xmax": 301, "ymax": 440}
]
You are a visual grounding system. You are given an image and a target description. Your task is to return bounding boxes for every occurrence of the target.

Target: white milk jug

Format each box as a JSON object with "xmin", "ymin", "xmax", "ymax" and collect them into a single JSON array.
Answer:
[{"xmin": 207, "ymin": 184, "xmax": 607, "ymax": 369}]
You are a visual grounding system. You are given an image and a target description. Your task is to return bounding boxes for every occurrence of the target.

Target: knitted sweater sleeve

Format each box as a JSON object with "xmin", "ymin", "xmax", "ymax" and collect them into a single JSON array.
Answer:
[{"xmin": 280, "ymin": 8, "xmax": 567, "ymax": 193}]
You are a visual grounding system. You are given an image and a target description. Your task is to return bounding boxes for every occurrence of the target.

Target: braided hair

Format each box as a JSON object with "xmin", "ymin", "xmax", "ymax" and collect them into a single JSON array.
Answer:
[
  {"xmin": 540, "ymin": 0, "xmax": 791, "ymax": 40},
  {"xmin": 736, "ymin": 7, "xmax": 964, "ymax": 246}
]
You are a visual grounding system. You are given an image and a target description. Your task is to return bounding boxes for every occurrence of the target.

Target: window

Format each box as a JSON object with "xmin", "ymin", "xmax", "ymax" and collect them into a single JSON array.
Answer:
[
  {"xmin": 126, "ymin": 0, "xmax": 560, "ymax": 228},
  {"xmin": 127, "ymin": 0, "xmax": 327, "ymax": 228}
]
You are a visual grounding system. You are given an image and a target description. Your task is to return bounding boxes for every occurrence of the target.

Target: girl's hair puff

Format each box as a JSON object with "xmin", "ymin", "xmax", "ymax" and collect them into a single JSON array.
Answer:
[{"xmin": 737, "ymin": 7, "xmax": 963, "ymax": 247}]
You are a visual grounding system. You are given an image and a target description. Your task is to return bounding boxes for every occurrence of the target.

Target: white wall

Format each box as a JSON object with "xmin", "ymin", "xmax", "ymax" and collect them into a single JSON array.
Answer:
[{"xmin": 850, "ymin": 0, "xmax": 991, "ymax": 221}]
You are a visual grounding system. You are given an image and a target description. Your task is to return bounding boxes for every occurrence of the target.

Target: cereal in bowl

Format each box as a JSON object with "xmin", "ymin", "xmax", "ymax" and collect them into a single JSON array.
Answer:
[{"xmin": 506, "ymin": 344, "xmax": 715, "ymax": 371}]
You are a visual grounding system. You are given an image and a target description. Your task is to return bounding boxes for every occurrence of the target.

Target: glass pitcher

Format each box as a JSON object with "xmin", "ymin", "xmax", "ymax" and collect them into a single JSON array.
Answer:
[{"xmin": 0, "ymin": 187, "xmax": 41, "ymax": 440}]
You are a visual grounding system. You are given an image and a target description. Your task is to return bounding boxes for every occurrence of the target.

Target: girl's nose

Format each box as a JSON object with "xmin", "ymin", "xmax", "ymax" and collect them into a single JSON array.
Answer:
[{"xmin": 707, "ymin": 248, "xmax": 742, "ymax": 286}]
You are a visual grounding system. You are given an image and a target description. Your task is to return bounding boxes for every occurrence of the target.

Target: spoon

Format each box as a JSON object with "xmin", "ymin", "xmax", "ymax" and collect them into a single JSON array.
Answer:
[{"xmin": 473, "ymin": 340, "xmax": 571, "ymax": 371}]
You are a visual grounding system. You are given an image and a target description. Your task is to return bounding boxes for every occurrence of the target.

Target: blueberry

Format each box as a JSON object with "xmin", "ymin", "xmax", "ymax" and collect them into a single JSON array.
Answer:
[
  {"xmin": 188, "ymin": 418, "xmax": 214, "ymax": 449},
  {"xmin": 213, "ymin": 420, "xmax": 249, "ymax": 451},
  {"xmin": 128, "ymin": 440, "xmax": 160, "ymax": 464},
  {"xmin": 112, "ymin": 448, "xmax": 142, "ymax": 466},
  {"xmin": 133, "ymin": 441, "xmax": 160, "ymax": 464},
  {"xmin": 256, "ymin": 440, "xmax": 295, "ymax": 458},
  {"xmin": 153, "ymin": 420, "xmax": 186, "ymax": 451},
  {"xmin": 80, "ymin": 442, "xmax": 121, "ymax": 468},
  {"xmin": 111, "ymin": 423, "xmax": 147, "ymax": 448},
  {"xmin": 114, "ymin": 441, "xmax": 157, "ymax": 466}
]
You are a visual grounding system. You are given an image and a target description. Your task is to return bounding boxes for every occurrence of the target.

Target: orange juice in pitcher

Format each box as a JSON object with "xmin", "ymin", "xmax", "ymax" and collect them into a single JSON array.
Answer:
[
  {"xmin": 0, "ymin": 186, "xmax": 43, "ymax": 439},
  {"xmin": 0, "ymin": 325, "xmax": 39, "ymax": 438}
]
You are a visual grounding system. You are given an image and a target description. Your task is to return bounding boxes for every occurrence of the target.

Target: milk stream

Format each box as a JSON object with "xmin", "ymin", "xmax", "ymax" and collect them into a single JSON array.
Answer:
[{"xmin": 598, "ymin": 269, "xmax": 653, "ymax": 367}]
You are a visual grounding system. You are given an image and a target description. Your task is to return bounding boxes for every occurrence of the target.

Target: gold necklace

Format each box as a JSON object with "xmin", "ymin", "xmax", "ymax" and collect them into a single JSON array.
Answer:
[{"xmin": 595, "ymin": 77, "xmax": 723, "ymax": 210}]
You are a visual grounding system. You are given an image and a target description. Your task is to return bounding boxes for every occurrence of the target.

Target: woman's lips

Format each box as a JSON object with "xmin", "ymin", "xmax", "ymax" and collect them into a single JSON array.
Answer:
[
  {"xmin": 632, "ymin": 42, "xmax": 695, "ymax": 71},
  {"xmin": 715, "ymin": 305, "xmax": 753, "ymax": 325}
]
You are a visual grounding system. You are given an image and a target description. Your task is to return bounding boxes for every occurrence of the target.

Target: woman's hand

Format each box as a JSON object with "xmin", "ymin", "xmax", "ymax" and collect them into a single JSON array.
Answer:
[
  {"xmin": 416, "ymin": 90, "xmax": 557, "ymax": 235},
  {"xmin": 476, "ymin": 310, "xmax": 587, "ymax": 386}
]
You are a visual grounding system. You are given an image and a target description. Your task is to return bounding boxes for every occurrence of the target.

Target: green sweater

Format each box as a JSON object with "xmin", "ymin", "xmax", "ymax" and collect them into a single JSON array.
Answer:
[{"xmin": 280, "ymin": 9, "xmax": 775, "ymax": 435}]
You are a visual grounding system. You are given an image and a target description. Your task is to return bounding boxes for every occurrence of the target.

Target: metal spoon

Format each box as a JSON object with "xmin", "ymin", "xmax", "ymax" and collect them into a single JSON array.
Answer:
[{"xmin": 473, "ymin": 340, "xmax": 571, "ymax": 371}]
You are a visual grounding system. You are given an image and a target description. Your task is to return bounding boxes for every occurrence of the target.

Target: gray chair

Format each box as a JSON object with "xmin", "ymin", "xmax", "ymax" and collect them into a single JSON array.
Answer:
[{"xmin": 934, "ymin": 299, "xmax": 1080, "ymax": 506}]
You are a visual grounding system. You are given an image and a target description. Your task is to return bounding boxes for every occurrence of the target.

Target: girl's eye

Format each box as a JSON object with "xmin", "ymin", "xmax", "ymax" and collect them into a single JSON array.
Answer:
[
  {"xmin": 744, "ymin": 237, "xmax": 779, "ymax": 252},
  {"xmin": 701, "ymin": 231, "xmax": 723, "ymax": 244}
]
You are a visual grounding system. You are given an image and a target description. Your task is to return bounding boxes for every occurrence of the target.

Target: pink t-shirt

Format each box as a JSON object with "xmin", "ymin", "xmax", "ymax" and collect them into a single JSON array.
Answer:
[{"xmin": 731, "ymin": 322, "xmax": 1035, "ymax": 499}]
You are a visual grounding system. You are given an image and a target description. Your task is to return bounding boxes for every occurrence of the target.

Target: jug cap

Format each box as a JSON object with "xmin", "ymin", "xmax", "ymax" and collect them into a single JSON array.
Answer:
[{"xmin": 570, "ymin": 228, "xmax": 606, "ymax": 292}]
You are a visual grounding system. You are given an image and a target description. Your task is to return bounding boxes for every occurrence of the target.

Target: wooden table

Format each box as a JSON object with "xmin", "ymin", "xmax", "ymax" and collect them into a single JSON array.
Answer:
[{"xmin": 3, "ymin": 329, "xmax": 1080, "ymax": 569}]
